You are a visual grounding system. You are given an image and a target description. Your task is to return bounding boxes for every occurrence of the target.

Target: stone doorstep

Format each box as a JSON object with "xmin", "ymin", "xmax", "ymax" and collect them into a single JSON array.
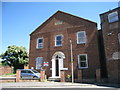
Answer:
[{"xmin": 48, "ymin": 77, "xmax": 60, "ymax": 82}]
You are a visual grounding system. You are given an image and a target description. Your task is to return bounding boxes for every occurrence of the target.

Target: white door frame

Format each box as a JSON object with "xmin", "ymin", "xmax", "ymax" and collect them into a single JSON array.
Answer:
[{"xmin": 51, "ymin": 51, "xmax": 65, "ymax": 78}]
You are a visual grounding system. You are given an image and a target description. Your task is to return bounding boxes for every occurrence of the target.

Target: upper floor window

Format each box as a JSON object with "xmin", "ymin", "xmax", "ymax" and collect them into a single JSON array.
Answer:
[
  {"xmin": 55, "ymin": 35, "xmax": 62, "ymax": 46},
  {"xmin": 36, "ymin": 57, "xmax": 43, "ymax": 70},
  {"xmin": 55, "ymin": 21, "xmax": 63, "ymax": 25},
  {"xmin": 37, "ymin": 38, "xmax": 43, "ymax": 49},
  {"xmin": 77, "ymin": 31, "xmax": 86, "ymax": 44},
  {"xmin": 108, "ymin": 11, "xmax": 118, "ymax": 23},
  {"xmin": 78, "ymin": 54, "xmax": 88, "ymax": 69}
]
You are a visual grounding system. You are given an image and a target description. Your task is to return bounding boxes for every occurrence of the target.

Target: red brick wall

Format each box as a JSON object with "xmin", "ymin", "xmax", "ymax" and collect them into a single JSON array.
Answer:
[
  {"xmin": 100, "ymin": 7, "xmax": 120, "ymax": 83},
  {"xmin": 0, "ymin": 66, "xmax": 12, "ymax": 75},
  {"xmin": 29, "ymin": 11, "xmax": 100, "ymax": 81}
]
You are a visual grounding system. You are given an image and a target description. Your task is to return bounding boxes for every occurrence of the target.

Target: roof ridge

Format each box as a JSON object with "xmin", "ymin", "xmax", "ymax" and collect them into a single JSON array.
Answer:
[
  {"xmin": 56, "ymin": 10, "xmax": 97, "ymax": 24},
  {"xmin": 30, "ymin": 10, "xmax": 97, "ymax": 35}
]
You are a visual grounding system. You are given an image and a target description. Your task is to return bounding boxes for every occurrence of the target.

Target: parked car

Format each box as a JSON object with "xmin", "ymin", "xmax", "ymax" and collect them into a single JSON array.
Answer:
[{"xmin": 20, "ymin": 69, "xmax": 40, "ymax": 79}]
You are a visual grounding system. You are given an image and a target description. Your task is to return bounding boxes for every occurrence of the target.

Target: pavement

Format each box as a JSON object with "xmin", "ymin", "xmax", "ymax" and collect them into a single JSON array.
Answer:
[{"xmin": 0, "ymin": 81, "xmax": 119, "ymax": 88}]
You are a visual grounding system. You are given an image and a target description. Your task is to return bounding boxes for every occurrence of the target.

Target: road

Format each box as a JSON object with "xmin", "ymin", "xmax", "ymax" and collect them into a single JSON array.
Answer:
[{"xmin": 0, "ymin": 81, "xmax": 119, "ymax": 88}]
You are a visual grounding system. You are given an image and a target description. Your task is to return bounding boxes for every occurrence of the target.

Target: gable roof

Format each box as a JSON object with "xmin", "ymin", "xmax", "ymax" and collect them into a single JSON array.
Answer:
[
  {"xmin": 30, "ymin": 10, "xmax": 97, "ymax": 36},
  {"xmin": 100, "ymin": 7, "xmax": 120, "ymax": 16}
]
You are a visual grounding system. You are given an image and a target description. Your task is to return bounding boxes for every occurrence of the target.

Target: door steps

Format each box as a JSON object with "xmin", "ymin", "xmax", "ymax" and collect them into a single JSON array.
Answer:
[{"xmin": 48, "ymin": 77, "xmax": 60, "ymax": 82}]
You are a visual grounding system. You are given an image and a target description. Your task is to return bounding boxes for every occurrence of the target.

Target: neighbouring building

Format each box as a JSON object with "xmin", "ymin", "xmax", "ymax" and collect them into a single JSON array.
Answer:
[
  {"xmin": 29, "ymin": 11, "xmax": 100, "ymax": 82},
  {"xmin": 100, "ymin": 7, "xmax": 120, "ymax": 83}
]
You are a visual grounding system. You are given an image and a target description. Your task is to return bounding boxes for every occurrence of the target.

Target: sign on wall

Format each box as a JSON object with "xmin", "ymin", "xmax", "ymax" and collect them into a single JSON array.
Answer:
[
  {"xmin": 36, "ymin": 57, "xmax": 43, "ymax": 69},
  {"xmin": 43, "ymin": 62, "xmax": 49, "ymax": 66},
  {"xmin": 112, "ymin": 52, "xmax": 120, "ymax": 60}
]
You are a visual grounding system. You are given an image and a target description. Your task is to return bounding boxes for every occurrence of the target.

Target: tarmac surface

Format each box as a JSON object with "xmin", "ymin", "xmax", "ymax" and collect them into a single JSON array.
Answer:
[{"xmin": 0, "ymin": 81, "xmax": 119, "ymax": 89}]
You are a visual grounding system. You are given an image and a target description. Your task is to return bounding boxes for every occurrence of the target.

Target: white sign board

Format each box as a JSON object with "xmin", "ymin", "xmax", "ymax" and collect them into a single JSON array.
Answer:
[{"xmin": 43, "ymin": 62, "xmax": 49, "ymax": 66}]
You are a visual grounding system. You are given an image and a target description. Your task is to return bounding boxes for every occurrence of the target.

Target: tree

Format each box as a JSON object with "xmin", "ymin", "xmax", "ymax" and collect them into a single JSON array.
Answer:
[{"xmin": 0, "ymin": 45, "xmax": 29, "ymax": 73}]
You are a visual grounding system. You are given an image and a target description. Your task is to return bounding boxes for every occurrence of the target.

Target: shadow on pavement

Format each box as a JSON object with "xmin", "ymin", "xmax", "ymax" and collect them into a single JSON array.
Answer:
[{"xmin": 78, "ymin": 82, "xmax": 120, "ymax": 88}]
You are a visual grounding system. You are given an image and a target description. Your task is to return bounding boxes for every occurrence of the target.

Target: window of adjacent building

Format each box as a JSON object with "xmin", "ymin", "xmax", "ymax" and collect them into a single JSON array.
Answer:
[
  {"xmin": 36, "ymin": 57, "xmax": 43, "ymax": 70},
  {"xmin": 55, "ymin": 21, "xmax": 63, "ymax": 25},
  {"xmin": 37, "ymin": 38, "xmax": 43, "ymax": 48},
  {"xmin": 78, "ymin": 54, "xmax": 88, "ymax": 68},
  {"xmin": 77, "ymin": 31, "xmax": 86, "ymax": 44},
  {"xmin": 55, "ymin": 35, "xmax": 62, "ymax": 46},
  {"xmin": 118, "ymin": 33, "xmax": 120, "ymax": 44},
  {"xmin": 108, "ymin": 11, "xmax": 118, "ymax": 23}
]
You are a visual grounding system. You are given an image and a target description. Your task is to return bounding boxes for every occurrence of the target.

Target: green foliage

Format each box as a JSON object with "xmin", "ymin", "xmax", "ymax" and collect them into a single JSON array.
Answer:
[
  {"xmin": 0, "ymin": 45, "xmax": 29, "ymax": 73},
  {"xmin": 0, "ymin": 73, "xmax": 16, "ymax": 77},
  {"xmin": 66, "ymin": 74, "xmax": 72, "ymax": 79}
]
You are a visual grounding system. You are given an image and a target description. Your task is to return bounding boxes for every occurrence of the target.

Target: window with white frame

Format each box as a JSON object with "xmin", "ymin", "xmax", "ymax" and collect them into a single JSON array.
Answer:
[
  {"xmin": 108, "ymin": 11, "xmax": 118, "ymax": 23},
  {"xmin": 36, "ymin": 57, "xmax": 43, "ymax": 69},
  {"xmin": 55, "ymin": 35, "xmax": 62, "ymax": 46},
  {"xmin": 77, "ymin": 31, "xmax": 86, "ymax": 44},
  {"xmin": 78, "ymin": 54, "xmax": 88, "ymax": 68},
  {"xmin": 37, "ymin": 38, "xmax": 43, "ymax": 48}
]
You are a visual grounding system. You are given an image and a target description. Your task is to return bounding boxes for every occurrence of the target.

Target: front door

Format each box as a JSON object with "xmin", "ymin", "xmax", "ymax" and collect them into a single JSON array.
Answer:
[
  {"xmin": 51, "ymin": 52, "xmax": 65, "ymax": 78},
  {"xmin": 55, "ymin": 58, "xmax": 59, "ymax": 76},
  {"xmin": 52, "ymin": 55, "xmax": 63, "ymax": 78}
]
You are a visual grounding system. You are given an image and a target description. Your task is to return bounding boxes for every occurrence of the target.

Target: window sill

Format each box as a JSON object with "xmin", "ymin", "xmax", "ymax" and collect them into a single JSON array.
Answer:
[
  {"xmin": 77, "ymin": 43, "xmax": 86, "ymax": 45},
  {"xmin": 36, "ymin": 48, "xmax": 43, "ymax": 49},
  {"xmin": 60, "ymin": 68, "xmax": 68, "ymax": 70},
  {"xmin": 54, "ymin": 45, "xmax": 62, "ymax": 47},
  {"xmin": 78, "ymin": 67, "xmax": 88, "ymax": 69},
  {"xmin": 109, "ymin": 20, "xmax": 118, "ymax": 24}
]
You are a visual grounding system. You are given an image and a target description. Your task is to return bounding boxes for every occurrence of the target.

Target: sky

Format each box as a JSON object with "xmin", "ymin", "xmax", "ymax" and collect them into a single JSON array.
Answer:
[{"xmin": 1, "ymin": 2, "xmax": 119, "ymax": 54}]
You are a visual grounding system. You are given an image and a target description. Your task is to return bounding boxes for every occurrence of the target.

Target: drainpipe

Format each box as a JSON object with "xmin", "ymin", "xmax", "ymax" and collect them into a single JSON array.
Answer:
[{"xmin": 70, "ymin": 40, "xmax": 74, "ymax": 83}]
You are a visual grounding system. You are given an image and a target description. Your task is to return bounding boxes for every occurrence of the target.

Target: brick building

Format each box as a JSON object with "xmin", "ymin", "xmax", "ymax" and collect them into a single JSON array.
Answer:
[
  {"xmin": 100, "ymin": 7, "xmax": 120, "ymax": 83},
  {"xmin": 29, "ymin": 11, "xmax": 100, "ymax": 82}
]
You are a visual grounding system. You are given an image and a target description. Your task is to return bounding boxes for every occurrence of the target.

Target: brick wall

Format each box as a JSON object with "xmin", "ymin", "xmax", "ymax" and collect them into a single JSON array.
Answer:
[
  {"xmin": 29, "ymin": 11, "xmax": 100, "ymax": 81},
  {"xmin": 100, "ymin": 7, "xmax": 120, "ymax": 83},
  {"xmin": 0, "ymin": 66, "xmax": 12, "ymax": 75}
]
